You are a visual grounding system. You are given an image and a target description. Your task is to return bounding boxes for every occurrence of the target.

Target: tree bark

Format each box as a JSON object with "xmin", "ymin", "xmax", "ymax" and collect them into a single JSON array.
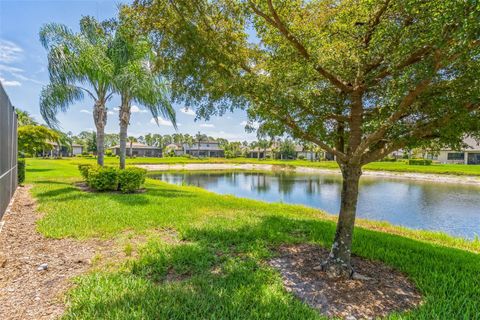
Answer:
[
  {"xmin": 322, "ymin": 164, "xmax": 362, "ymax": 278},
  {"xmin": 93, "ymin": 100, "xmax": 107, "ymax": 166},
  {"xmin": 119, "ymin": 96, "xmax": 131, "ymax": 170}
]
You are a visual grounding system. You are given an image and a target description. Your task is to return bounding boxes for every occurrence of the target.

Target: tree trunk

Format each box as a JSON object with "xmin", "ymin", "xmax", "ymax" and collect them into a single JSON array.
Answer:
[
  {"xmin": 322, "ymin": 164, "xmax": 362, "ymax": 278},
  {"xmin": 93, "ymin": 100, "xmax": 107, "ymax": 166},
  {"xmin": 119, "ymin": 97, "xmax": 130, "ymax": 169}
]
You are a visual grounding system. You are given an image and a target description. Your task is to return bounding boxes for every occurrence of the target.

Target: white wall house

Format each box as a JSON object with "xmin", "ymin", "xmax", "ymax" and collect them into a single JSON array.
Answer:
[
  {"xmin": 72, "ymin": 144, "xmax": 83, "ymax": 156},
  {"xmin": 436, "ymin": 137, "xmax": 480, "ymax": 165}
]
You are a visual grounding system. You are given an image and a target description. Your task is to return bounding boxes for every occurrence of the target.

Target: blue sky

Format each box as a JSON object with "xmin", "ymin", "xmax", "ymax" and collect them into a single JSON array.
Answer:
[{"xmin": 0, "ymin": 0, "xmax": 256, "ymax": 141}]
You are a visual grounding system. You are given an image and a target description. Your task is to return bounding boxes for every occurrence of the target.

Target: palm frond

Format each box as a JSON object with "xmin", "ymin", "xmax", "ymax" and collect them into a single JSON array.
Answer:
[
  {"xmin": 39, "ymin": 23, "xmax": 75, "ymax": 49},
  {"xmin": 135, "ymin": 76, "xmax": 177, "ymax": 130},
  {"xmin": 40, "ymin": 83, "xmax": 84, "ymax": 129}
]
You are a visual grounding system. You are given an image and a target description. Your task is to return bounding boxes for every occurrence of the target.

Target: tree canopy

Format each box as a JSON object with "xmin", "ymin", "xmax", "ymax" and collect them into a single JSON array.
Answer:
[
  {"xmin": 128, "ymin": 0, "xmax": 480, "ymax": 277},
  {"xmin": 18, "ymin": 125, "xmax": 59, "ymax": 156}
]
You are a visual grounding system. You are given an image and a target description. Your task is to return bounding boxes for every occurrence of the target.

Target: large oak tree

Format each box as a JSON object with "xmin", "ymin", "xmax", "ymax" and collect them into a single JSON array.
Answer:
[{"xmin": 129, "ymin": 0, "xmax": 480, "ymax": 277}]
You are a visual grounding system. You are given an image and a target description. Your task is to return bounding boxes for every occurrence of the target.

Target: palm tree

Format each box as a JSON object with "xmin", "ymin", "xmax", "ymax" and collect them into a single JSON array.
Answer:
[
  {"xmin": 109, "ymin": 20, "xmax": 176, "ymax": 169},
  {"xmin": 16, "ymin": 110, "xmax": 38, "ymax": 126},
  {"xmin": 128, "ymin": 136, "xmax": 137, "ymax": 158},
  {"xmin": 257, "ymin": 139, "xmax": 271, "ymax": 159},
  {"xmin": 39, "ymin": 17, "xmax": 115, "ymax": 166}
]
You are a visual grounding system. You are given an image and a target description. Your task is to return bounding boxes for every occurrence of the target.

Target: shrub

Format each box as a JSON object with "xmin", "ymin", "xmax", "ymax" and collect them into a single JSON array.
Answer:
[
  {"xmin": 18, "ymin": 159, "xmax": 26, "ymax": 184},
  {"xmin": 105, "ymin": 149, "xmax": 113, "ymax": 157},
  {"xmin": 78, "ymin": 164, "xmax": 93, "ymax": 180},
  {"xmin": 118, "ymin": 167, "xmax": 147, "ymax": 193},
  {"xmin": 87, "ymin": 166, "xmax": 118, "ymax": 191},
  {"xmin": 408, "ymin": 159, "xmax": 432, "ymax": 166},
  {"xmin": 379, "ymin": 157, "xmax": 397, "ymax": 162},
  {"xmin": 297, "ymin": 154, "xmax": 305, "ymax": 160}
]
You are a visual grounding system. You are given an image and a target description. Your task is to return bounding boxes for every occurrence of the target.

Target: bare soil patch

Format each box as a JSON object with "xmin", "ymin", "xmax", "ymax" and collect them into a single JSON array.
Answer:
[
  {"xmin": 0, "ymin": 186, "xmax": 132, "ymax": 320},
  {"xmin": 269, "ymin": 244, "xmax": 422, "ymax": 319}
]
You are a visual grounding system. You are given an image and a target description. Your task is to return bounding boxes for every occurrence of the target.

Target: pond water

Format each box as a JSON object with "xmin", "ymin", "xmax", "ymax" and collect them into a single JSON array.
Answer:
[{"xmin": 151, "ymin": 171, "xmax": 480, "ymax": 239}]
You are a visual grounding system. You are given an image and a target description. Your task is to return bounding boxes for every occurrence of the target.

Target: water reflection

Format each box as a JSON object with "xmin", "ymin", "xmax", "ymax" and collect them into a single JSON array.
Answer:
[{"xmin": 152, "ymin": 171, "xmax": 480, "ymax": 239}]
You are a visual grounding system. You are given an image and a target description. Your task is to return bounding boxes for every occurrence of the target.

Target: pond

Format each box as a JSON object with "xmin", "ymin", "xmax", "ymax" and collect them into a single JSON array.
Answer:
[{"xmin": 151, "ymin": 171, "xmax": 480, "ymax": 239}]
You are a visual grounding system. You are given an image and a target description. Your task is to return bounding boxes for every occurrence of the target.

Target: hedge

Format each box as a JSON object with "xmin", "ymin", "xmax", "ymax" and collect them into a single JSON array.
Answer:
[
  {"xmin": 18, "ymin": 159, "xmax": 26, "ymax": 184},
  {"xmin": 408, "ymin": 159, "xmax": 432, "ymax": 166},
  {"xmin": 118, "ymin": 168, "xmax": 147, "ymax": 193},
  {"xmin": 78, "ymin": 165, "xmax": 146, "ymax": 193},
  {"xmin": 78, "ymin": 164, "xmax": 93, "ymax": 180},
  {"xmin": 87, "ymin": 166, "xmax": 119, "ymax": 191}
]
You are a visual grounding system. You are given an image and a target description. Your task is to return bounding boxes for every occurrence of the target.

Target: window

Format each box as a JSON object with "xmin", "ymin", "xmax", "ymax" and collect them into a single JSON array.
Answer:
[{"xmin": 447, "ymin": 152, "xmax": 465, "ymax": 160}]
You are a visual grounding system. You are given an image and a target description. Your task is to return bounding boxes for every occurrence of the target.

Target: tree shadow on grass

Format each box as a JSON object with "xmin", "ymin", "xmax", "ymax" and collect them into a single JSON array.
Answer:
[
  {"xmin": 27, "ymin": 168, "xmax": 54, "ymax": 173},
  {"xmin": 64, "ymin": 215, "xmax": 480, "ymax": 319}
]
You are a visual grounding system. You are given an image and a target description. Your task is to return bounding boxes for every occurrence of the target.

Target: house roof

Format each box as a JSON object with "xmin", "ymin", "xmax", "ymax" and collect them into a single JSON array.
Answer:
[
  {"xmin": 441, "ymin": 137, "xmax": 480, "ymax": 152},
  {"xmin": 165, "ymin": 143, "xmax": 182, "ymax": 150},
  {"xmin": 110, "ymin": 142, "xmax": 161, "ymax": 149}
]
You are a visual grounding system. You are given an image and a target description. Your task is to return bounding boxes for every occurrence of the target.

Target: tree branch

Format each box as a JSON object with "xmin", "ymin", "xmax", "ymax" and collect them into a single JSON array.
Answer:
[
  {"xmin": 363, "ymin": 0, "xmax": 391, "ymax": 47},
  {"xmin": 248, "ymin": 0, "xmax": 352, "ymax": 93},
  {"xmin": 280, "ymin": 112, "xmax": 347, "ymax": 162}
]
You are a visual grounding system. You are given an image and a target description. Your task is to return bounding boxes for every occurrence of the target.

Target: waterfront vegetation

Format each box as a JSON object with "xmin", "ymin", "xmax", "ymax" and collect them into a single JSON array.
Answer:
[
  {"xmin": 24, "ymin": 158, "xmax": 480, "ymax": 319},
  {"xmin": 69, "ymin": 155, "xmax": 480, "ymax": 176}
]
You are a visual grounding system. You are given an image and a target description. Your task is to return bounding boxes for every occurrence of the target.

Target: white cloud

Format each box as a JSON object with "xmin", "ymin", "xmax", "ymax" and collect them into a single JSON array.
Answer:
[
  {"xmin": 0, "ymin": 40, "xmax": 23, "ymax": 63},
  {"xmin": 199, "ymin": 123, "xmax": 215, "ymax": 128},
  {"xmin": 80, "ymin": 109, "xmax": 91, "ymax": 114},
  {"xmin": 107, "ymin": 111, "xmax": 115, "ymax": 115},
  {"xmin": 0, "ymin": 77, "xmax": 21, "ymax": 87},
  {"xmin": 180, "ymin": 107, "xmax": 195, "ymax": 116},
  {"xmin": 113, "ymin": 107, "xmax": 120, "ymax": 111},
  {"xmin": 0, "ymin": 64, "xmax": 23, "ymax": 73},
  {"xmin": 151, "ymin": 117, "xmax": 175, "ymax": 126},
  {"xmin": 131, "ymin": 105, "xmax": 147, "ymax": 113},
  {"xmin": 0, "ymin": 63, "xmax": 43, "ymax": 86}
]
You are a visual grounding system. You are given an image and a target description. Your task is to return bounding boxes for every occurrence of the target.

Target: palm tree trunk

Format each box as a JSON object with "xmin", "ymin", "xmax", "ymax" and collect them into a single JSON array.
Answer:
[
  {"xmin": 119, "ymin": 97, "xmax": 130, "ymax": 169},
  {"xmin": 93, "ymin": 100, "xmax": 107, "ymax": 166},
  {"xmin": 322, "ymin": 164, "xmax": 362, "ymax": 278}
]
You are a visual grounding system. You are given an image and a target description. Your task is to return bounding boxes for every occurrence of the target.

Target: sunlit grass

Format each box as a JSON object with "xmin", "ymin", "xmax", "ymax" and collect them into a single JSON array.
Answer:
[{"xmin": 24, "ymin": 158, "xmax": 480, "ymax": 319}]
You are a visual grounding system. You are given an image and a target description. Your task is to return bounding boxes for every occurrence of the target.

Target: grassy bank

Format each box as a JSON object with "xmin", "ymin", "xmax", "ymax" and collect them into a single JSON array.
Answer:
[
  {"xmin": 69, "ymin": 155, "xmax": 480, "ymax": 176},
  {"xmin": 25, "ymin": 158, "xmax": 480, "ymax": 319}
]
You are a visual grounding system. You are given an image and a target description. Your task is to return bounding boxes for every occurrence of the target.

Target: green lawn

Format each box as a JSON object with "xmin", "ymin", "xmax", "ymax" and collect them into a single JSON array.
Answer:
[
  {"xmin": 25, "ymin": 158, "xmax": 480, "ymax": 319},
  {"xmin": 72, "ymin": 155, "xmax": 480, "ymax": 176}
]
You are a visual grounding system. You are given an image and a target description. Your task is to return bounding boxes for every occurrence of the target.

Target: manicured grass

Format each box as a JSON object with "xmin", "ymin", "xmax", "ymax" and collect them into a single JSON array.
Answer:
[
  {"xmin": 71, "ymin": 155, "xmax": 480, "ymax": 176},
  {"xmin": 25, "ymin": 158, "xmax": 480, "ymax": 319}
]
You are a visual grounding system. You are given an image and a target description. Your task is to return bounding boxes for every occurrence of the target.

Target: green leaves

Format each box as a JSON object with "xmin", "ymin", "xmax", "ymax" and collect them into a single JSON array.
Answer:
[
  {"xmin": 18, "ymin": 125, "xmax": 60, "ymax": 155},
  {"xmin": 40, "ymin": 83, "xmax": 84, "ymax": 128},
  {"xmin": 130, "ymin": 0, "xmax": 480, "ymax": 164},
  {"xmin": 39, "ymin": 17, "xmax": 115, "ymax": 128}
]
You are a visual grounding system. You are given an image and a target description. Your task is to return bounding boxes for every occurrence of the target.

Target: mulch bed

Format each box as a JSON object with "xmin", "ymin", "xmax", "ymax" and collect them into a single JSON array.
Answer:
[
  {"xmin": 0, "ymin": 186, "xmax": 124, "ymax": 320},
  {"xmin": 268, "ymin": 244, "xmax": 422, "ymax": 320}
]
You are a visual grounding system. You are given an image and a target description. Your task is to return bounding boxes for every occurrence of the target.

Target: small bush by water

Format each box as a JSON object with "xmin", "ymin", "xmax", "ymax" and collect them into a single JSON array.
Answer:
[
  {"xmin": 78, "ymin": 164, "xmax": 146, "ymax": 193},
  {"xmin": 118, "ymin": 168, "xmax": 147, "ymax": 193},
  {"xmin": 408, "ymin": 159, "xmax": 432, "ymax": 165}
]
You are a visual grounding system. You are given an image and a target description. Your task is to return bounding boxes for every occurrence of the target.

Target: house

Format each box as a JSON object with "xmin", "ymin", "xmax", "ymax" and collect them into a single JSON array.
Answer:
[
  {"xmin": 42, "ymin": 142, "xmax": 83, "ymax": 157},
  {"xmin": 110, "ymin": 142, "xmax": 162, "ymax": 157},
  {"xmin": 435, "ymin": 137, "xmax": 480, "ymax": 164},
  {"xmin": 248, "ymin": 146, "xmax": 272, "ymax": 159},
  {"xmin": 72, "ymin": 144, "xmax": 83, "ymax": 156},
  {"xmin": 295, "ymin": 145, "xmax": 322, "ymax": 161},
  {"xmin": 183, "ymin": 141, "xmax": 224, "ymax": 157},
  {"xmin": 165, "ymin": 143, "xmax": 184, "ymax": 156}
]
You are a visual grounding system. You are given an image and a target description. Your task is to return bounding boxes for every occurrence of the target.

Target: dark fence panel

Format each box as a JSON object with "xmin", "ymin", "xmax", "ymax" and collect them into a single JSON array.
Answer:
[{"xmin": 0, "ymin": 83, "xmax": 18, "ymax": 219}]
